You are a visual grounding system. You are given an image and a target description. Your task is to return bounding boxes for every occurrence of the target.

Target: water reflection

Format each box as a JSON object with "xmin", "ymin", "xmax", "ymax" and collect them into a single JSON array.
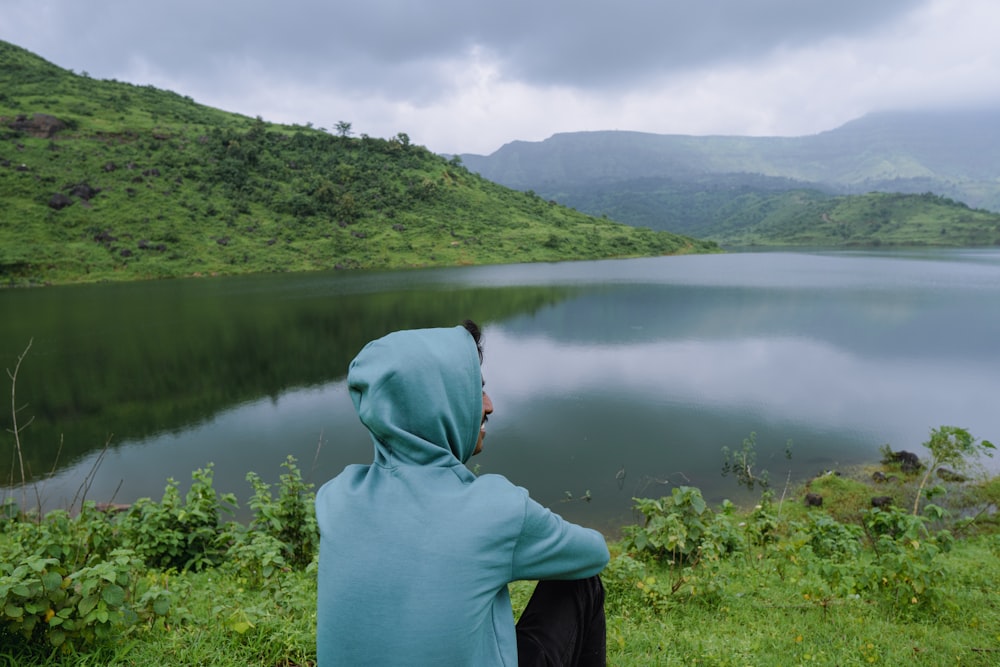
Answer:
[
  {"xmin": 3, "ymin": 250, "xmax": 1000, "ymax": 533},
  {"xmin": 0, "ymin": 274, "xmax": 577, "ymax": 480}
]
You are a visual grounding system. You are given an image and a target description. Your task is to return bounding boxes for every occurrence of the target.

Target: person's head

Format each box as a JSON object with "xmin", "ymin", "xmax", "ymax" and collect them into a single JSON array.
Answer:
[
  {"xmin": 462, "ymin": 320, "xmax": 493, "ymax": 456},
  {"xmin": 347, "ymin": 322, "xmax": 492, "ymax": 465}
]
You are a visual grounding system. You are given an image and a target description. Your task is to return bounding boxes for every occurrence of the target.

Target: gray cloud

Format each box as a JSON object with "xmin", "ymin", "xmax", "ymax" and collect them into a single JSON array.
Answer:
[
  {"xmin": 2, "ymin": 0, "xmax": 997, "ymax": 154},
  {"xmin": 7, "ymin": 1, "xmax": 921, "ymax": 98},
  {"xmin": 472, "ymin": 1, "xmax": 920, "ymax": 88}
]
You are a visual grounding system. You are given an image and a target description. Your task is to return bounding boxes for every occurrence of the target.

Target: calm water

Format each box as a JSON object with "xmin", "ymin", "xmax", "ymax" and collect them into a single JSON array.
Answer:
[{"xmin": 3, "ymin": 249, "xmax": 999, "ymax": 534}]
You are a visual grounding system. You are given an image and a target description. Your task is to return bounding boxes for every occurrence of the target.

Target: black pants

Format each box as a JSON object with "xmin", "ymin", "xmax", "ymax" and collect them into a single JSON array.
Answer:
[{"xmin": 515, "ymin": 575, "xmax": 606, "ymax": 667}]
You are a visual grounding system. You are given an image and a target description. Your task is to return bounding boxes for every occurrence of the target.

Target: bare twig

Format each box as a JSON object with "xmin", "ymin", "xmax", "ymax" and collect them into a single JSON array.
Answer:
[
  {"xmin": 309, "ymin": 429, "xmax": 325, "ymax": 482},
  {"xmin": 69, "ymin": 434, "xmax": 113, "ymax": 514},
  {"xmin": 6, "ymin": 339, "xmax": 34, "ymax": 512},
  {"xmin": 32, "ymin": 433, "xmax": 66, "ymax": 517},
  {"xmin": 777, "ymin": 469, "xmax": 793, "ymax": 519}
]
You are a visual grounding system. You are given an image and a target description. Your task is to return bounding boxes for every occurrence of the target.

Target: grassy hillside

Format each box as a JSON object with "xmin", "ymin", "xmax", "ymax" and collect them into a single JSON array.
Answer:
[
  {"xmin": 718, "ymin": 191, "xmax": 1000, "ymax": 247},
  {"xmin": 546, "ymin": 175, "xmax": 1000, "ymax": 247},
  {"xmin": 0, "ymin": 40, "xmax": 717, "ymax": 287}
]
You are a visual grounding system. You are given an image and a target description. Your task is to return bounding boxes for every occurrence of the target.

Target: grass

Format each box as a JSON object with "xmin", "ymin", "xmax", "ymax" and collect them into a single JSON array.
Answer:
[
  {"xmin": 6, "ymin": 542, "xmax": 996, "ymax": 666},
  {"xmin": 3, "ymin": 458, "xmax": 998, "ymax": 667},
  {"xmin": 597, "ymin": 534, "xmax": 1000, "ymax": 666}
]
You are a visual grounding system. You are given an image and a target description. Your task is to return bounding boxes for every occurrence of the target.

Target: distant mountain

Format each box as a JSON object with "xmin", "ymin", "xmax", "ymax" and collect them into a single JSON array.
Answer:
[{"xmin": 458, "ymin": 110, "xmax": 1000, "ymax": 244}]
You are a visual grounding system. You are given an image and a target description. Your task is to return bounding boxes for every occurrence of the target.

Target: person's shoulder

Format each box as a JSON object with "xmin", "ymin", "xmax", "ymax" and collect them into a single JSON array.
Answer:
[
  {"xmin": 316, "ymin": 464, "xmax": 369, "ymax": 498},
  {"xmin": 462, "ymin": 472, "xmax": 530, "ymax": 515},
  {"xmin": 468, "ymin": 472, "xmax": 526, "ymax": 495}
]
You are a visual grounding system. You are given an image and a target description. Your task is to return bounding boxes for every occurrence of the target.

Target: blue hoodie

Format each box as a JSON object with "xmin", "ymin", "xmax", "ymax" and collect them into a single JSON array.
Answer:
[{"xmin": 315, "ymin": 326, "xmax": 609, "ymax": 666}]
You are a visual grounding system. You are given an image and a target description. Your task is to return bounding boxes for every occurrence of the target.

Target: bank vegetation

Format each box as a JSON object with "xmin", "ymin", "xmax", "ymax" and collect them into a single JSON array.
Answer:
[{"xmin": 2, "ymin": 427, "xmax": 997, "ymax": 665}]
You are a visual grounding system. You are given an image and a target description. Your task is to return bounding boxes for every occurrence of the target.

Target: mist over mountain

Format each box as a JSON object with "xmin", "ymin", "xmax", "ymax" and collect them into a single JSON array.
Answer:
[
  {"xmin": 460, "ymin": 110, "xmax": 1000, "ymax": 203},
  {"xmin": 458, "ymin": 110, "xmax": 1000, "ymax": 240}
]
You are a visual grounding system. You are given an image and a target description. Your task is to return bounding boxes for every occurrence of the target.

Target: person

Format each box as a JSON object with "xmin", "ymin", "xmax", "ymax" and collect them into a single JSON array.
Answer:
[{"xmin": 316, "ymin": 321, "xmax": 610, "ymax": 666}]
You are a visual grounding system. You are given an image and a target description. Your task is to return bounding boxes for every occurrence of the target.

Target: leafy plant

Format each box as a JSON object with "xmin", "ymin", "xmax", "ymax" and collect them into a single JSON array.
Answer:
[
  {"xmin": 0, "ymin": 518, "xmax": 175, "ymax": 653},
  {"xmin": 860, "ymin": 505, "xmax": 954, "ymax": 609},
  {"xmin": 622, "ymin": 486, "xmax": 743, "ymax": 564},
  {"xmin": 118, "ymin": 465, "xmax": 236, "ymax": 571},
  {"xmin": 721, "ymin": 432, "xmax": 792, "ymax": 493},
  {"xmin": 230, "ymin": 456, "xmax": 318, "ymax": 585},
  {"xmin": 791, "ymin": 512, "xmax": 863, "ymax": 560},
  {"xmin": 911, "ymin": 426, "xmax": 994, "ymax": 515}
]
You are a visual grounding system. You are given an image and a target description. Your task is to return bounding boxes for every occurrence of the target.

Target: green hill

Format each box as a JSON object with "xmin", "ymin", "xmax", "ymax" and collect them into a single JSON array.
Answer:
[
  {"xmin": 461, "ymin": 111, "xmax": 1000, "ymax": 212},
  {"xmin": 459, "ymin": 112, "xmax": 1000, "ymax": 247},
  {"xmin": 542, "ymin": 176, "xmax": 1000, "ymax": 247},
  {"xmin": 711, "ymin": 190, "xmax": 1000, "ymax": 247},
  {"xmin": 0, "ymin": 40, "xmax": 717, "ymax": 286}
]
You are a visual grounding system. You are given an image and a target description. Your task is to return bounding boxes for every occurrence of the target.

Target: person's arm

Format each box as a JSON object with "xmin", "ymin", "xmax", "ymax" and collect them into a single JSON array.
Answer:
[{"xmin": 510, "ymin": 493, "xmax": 610, "ymax": 581}]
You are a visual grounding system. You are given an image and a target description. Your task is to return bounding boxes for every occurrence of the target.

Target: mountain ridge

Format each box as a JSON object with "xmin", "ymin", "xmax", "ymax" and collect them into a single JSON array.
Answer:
[
  {"xmin": 456, "ymin": 109, "xmax": 1000, "ymax": 246},
  {"xmin": 459, "ymin": 108, "xmax": 1000, "ymax": 211}
]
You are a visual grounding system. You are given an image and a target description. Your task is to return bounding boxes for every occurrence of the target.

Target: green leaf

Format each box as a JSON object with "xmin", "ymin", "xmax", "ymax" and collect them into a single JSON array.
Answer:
[
  {"xmin": 153, "ymin": 597, "xmax": 170, "ymax": 616},
  {"xmin": 79, "ymin": 593, "xmax": 99, "ymax": 616},
  {"xmin": 102, "ymin": 584, "xmax": 126, "ymax": 607},
  {"xmin": 25, "ymin": 600, "xmax": 48, "ymax": 614},
  {"xmin": 41, "ymin": 571, "xmax": 63, "ymax": 592},
  {"xmin": 633, "ymin": 532, "xmax": 648, "ymax": 551},
  {"xmin": 231, "ymin": 620, "xmax": 252, "ymax": 634}
]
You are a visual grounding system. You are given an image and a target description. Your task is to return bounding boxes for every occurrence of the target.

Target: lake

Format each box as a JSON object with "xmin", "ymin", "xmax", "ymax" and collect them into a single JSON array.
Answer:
[{"xmin": 2, "ymin": 249, "xmax": 999, "ymax": 535}]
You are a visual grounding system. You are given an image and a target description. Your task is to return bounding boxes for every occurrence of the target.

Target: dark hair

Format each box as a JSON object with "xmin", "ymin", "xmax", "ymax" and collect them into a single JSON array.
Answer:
[{"xmin": 462, "ymin": 319, "xmax": 483, "ymax": 362}]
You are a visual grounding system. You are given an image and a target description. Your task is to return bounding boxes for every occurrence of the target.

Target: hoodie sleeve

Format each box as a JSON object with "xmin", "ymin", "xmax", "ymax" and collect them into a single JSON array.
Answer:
[{"xmin": 510, "ymin": 492, "xmax": 610, "ymax": 582}]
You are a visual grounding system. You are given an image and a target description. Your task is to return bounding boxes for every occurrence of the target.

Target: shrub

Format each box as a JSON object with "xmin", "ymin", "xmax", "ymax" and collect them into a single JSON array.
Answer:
[
  {"xmin": 225, "ymin": 456, "xmax": 318, "ymax": 588},
  {"xmin": 859, "ymin": 505, "xmax": 954, "ymax": 609},
  {"xmin": 117, "ymin": 465, "xmax": 236, "ymax": 571},
  {"xmin": 0, "ymin": 515, "xmax": 175, "ymax": 654},
  {"xmin": 622, "ymin": 487, "xmax": 744, "ymax": 563}
]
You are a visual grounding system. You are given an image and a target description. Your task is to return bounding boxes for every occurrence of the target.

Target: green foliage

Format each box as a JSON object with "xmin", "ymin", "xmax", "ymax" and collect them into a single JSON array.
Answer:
[
  {"xmin": 565, "ymin": 181, "xmax": 1000, "ymax": 248},
  {"xmin": 0, "ymin": 457, "xmax": 319, "ymax": 657},
  {"xmin": 860, "ymin": 506, "xmax": 954, "ymax": 609},
  {"xmin": 2, "ymin": 459, "xmax": 1000, "ymax": 664},
  {"xmin": 0, "ymin": 514, "xmax": 175, "ymax": 654},
  {"xmin": 791, "ymin": 504, "xmax": 953, "ymax": 611},
  {"xmin": 244, "ymin": 457, "xmax": 316, "ymax": 568},
  {"xmin": 790, "ymin": 471, "xmax": 872, "ymax": 524},
  {"xmin": 616, "ymin": 427, "xmax": 998, "ymax": 627},
  {"xmin": 610, "ymin": 478, "xmax": 976, "ymax": 625},
  {"xmin": 622, "ymin": 487, "xmax": 710, "ymax": 562},
  {"xmin": 720, "ymin": 431, "xmax": 767, "ymax": 491},
  {"xmin": 721, "ymin": 431, "xmax": 793, "ymax": 493},
  {"xmin": 227, "ymin": 456, "xmax": 318, "ymax": 587},
  {"xmin": 912, "ymin": 425, "xmax": 994, "ymax": 515},
  {"xmin": 621, "ymin": 487, "xmax": 745, "ymax": 564},
  {"xmin": 788, "ymin": 511, "xmax": 864, "ymax": 560},
  {"xmin": 117, "ymin": 465, "xmax": 236, "ymax": 572}
]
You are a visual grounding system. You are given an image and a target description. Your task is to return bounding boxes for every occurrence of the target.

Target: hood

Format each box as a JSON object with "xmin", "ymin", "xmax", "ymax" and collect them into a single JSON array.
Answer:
[{"xmin": 348, "ymin": 326, "xmax": 483, "ymax": 467}]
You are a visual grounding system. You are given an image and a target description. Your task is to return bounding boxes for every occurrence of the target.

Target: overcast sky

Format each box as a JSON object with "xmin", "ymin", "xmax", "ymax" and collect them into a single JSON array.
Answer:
[{"xmin": 3, "ymin": 0, "xmax": 999, "ymax": 155}]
